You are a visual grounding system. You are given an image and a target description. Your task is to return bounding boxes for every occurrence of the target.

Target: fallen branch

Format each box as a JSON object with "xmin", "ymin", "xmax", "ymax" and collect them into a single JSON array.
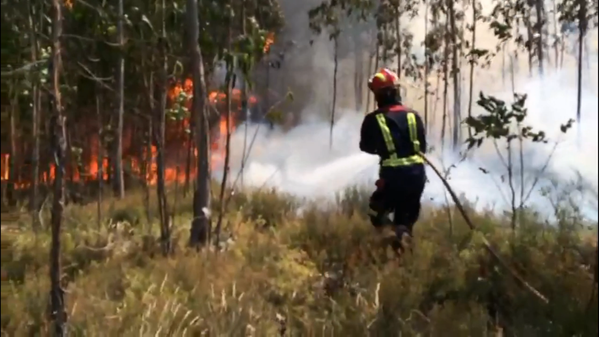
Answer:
[{"xmin": 420, "ymin": 152, "xmax": 549, "ymax": 304}]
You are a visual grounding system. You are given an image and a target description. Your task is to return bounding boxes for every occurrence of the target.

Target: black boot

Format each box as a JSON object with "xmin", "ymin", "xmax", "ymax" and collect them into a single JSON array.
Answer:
[{"xmin": 394, "ymin": 225, "xmax": 413, "ymax": 254}]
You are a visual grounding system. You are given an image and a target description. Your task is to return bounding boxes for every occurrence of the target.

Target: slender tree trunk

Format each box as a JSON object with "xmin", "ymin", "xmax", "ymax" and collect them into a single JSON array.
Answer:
[
  {"xmin": 575, "ymin": 0, "xmax": 587, "ymax": 129},
  {"xmin": 432, "ymin": 69, "xmax": 441, "ymax": 132},
  {"xmin": 239, "ymin": 0, "xmax": 249, "ymax": 187},
  {"xmin": 184, "ymin": 121, "xmax": 193, "ymax": 195},
  {"xmin": 559, "ymin": 30, "xmax": 566, "ymax": 69},
  {"xmin": 353, "ymin": 36, "xmax": 363, "ymax": 111},
  {"xmin": 113, "ymin": 0, "xmax": 125, "ymax": 199},
  {"xmin": 535, "ymin": 0, "xmax": 545, "ymax": 76},
  {"xmin": 144, "ymin": 118, "xmax": 152, "ymax": 227},
  {"xmin": 382, "ymin": 21, "xmax": 389, "ymax": 65},
  {"xmin": 448, "ymin": 0, "xmax": 461, "ymax": 149},
  {"xmin": 157, "ymin": 0, "xmax": 170, "ymax": 255},
  {"xmin": 357, "ymin": 50, "xmax": 364, "ymax": 110},
  {"xmin": 467, "ymin": 0, "xmax": 477, "ymax": 139},
  {"xmin": 551, "ymin": 0, "xmax": 560, "ymax": 69},
  {"xmin": 49, "ymin": 0, "xmax": 67, "ymax": 333},
  {"xmin": 525, "ymin": 12, "xmax": 534, "ymax": 77},
  {"xmin": 374, "ymin": 42, "xmax": 380, "ymax": 74},
  {"xmin": 373, "ymin": 43, "xmax": 380, "ymax": 111},
  {"xmin": 141, "ymin": 52, "xmax": 155, "ymax": 225},
  {"xmin": 330, "ymin": 34, "xmax": 339, "ymax": 149},
  {"xmin": 215, "ymin": 52, "xmax": 233, "ymax": 247},
  {"xmin": 187, "ymin": 0, "xmax": 211, "ymax": 248},
  {"xmin": 365, "ymin": 49, "xmax": 374, "ymax": 114},
  {"xmin": 507, "ymin": 141, "xmax": 517, "ymax": 231},
  {"xmin": 423, "ymin": 1, "xmax": 430, "ymax": 132},
  {"xmin": 28, "ymin": 0, "xmax": 41, "ymax": 229},
  {"xmin": 395, "ymin": 3, "xmax": 402, "ymax": 78},
  {"xmin": 65, "ymin": 128, "xmax": 74, "ymax": 204},
  {"xmin": 441, "ymin": 20, "xmax": 450, "ymax": 150},
  {"xmin": 7, "ymin": 85, "xmax": 18, "ymax": 207},
  {"xmin": 96, "ymin": 88, "xmax": 103, "ymax": 228},
  {"xmin": 172, "ymin": 122, "xmax": 185, "ymax": 224},
  {"xmin": 265, "ymin": 60, "xmax": 271, "ymax": 128},
  {"xmin": 502, "ymin": 45, "xmax": 506, "ymax": 87}
]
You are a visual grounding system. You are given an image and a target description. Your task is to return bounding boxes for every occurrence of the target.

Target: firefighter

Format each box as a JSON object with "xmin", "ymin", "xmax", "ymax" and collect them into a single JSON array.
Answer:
[{"xmin": 359, "ymin": 68, "xmax": 427, "ymax": 254}]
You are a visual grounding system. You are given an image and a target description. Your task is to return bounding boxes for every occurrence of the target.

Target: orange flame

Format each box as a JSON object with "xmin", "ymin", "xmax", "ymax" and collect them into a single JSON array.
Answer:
[
  {"xmin": 1, "ymin": 154, "xmax": 8, "ymax": 181},
  {"xmin": 1, "ymin": 79, "xmax": 258, "ymax": 190},
  {"xmin": 264, "ymin": 32, "xmax": 275, "ymax": 54}
]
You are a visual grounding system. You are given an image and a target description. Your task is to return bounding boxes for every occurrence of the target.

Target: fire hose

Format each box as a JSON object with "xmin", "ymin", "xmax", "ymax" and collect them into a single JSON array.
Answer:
[
  {"xmin": 418, "ymin": 151, "xmax": 549, "ymax": 304},
  {"xmin": 387, "ymin": 79, "xmax": 548, "ymax": 303}
]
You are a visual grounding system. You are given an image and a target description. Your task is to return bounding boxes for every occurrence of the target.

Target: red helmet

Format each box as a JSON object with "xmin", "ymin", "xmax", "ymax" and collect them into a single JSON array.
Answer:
[{"xmin": 368, "ymin": 68, "xmax": 399, "ymax": 93}]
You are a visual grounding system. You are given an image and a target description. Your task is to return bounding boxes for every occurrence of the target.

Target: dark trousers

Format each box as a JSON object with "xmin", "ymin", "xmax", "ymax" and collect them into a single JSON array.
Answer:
[{"xmin": 368, "ymin": 167, "xmax": 426, "ymax": 238}]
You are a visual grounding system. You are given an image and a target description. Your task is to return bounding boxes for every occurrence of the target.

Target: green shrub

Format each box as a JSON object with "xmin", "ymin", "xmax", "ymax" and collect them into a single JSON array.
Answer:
[{"xmin": 1, "ymin": 185, "xmax": 597, "ymax": 336}]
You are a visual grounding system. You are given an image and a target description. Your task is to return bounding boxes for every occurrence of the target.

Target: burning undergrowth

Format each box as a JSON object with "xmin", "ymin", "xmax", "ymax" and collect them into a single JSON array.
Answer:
[
  {"xmin": 0, "ymin": 80, "xmax": 262, "ymax": 196},
  {"xmin": 0, "ymin": 32, "xmax": 278, "ymax": 196}
]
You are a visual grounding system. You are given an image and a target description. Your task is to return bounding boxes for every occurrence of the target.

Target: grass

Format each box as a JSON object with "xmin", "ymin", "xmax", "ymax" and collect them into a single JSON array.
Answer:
[{"xmin": 1, "ymin": 183, "xmax": 597, "ymax": 336}]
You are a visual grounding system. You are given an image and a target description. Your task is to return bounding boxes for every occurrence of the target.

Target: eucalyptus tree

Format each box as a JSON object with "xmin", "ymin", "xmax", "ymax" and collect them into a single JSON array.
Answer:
[
  {"xmin": 558, "ymin": 0, "xmax": 598, "ymax": 126},
  {"xmin": 49, "ymin": 0, "xmax": 67, "ymax": 333}
]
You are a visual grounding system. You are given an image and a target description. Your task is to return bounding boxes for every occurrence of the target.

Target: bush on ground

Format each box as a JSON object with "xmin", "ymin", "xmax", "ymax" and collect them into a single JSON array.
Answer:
[{"xmin": 1, "ymin": 184, "xmax": 597, "ymax": 336}]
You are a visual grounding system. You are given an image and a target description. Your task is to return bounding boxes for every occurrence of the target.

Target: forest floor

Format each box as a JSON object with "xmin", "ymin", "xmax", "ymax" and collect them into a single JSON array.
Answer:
[{"xmin": 1, "ymin": 183, "xmax": 597, "ymax": 336}]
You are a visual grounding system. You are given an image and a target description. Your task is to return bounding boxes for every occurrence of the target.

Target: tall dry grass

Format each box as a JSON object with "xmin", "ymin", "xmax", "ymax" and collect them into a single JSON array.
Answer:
[{"xmin": 1, "ymin": 183, "xmax": 597, "ymax": 336}]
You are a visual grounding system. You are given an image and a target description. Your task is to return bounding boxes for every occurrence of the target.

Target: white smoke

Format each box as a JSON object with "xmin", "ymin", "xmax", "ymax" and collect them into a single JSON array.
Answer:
[
  {"xmin": 210, "ymin": 2, "xmax": 599, "ymax": 223},
  {"xmin": 212, "ymin": 64, "xmax": 598, "ymax": 223}
]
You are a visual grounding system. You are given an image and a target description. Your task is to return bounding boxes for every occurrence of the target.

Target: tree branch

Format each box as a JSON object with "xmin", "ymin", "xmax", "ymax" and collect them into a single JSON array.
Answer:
[{"xmin": 420, "ymin": 152, "xmax": 549, "ymax": 304}]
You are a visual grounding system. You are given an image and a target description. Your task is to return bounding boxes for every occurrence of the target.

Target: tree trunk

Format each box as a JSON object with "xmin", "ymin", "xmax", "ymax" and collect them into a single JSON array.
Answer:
[
  {"xmin": 144, "ymin": 118, "xmax": 152, "ymax": 227},
  {"xmin": 551, "ymin": 0, "xmax": 559, "ymax": 69},
  {"xmin": 157, "ymin": 0, "xmax": 170, "ymax": 256},
  {"xmin": 49, "ymin": 0, "xmax": 67, "ymax": 333},
  {"xmin": 525, "ymin": 12, "xmax": 533, "ymax": 77},
  {"xmin": 502, "ymin": 45, "xmax": 506, "ymax": 87},
  {"xmin": 8, "ymin": 83, "xmax": 18, "ymax": 207},
  {"xmin": 382, "ymin": 17, "xmax": 388, "ymax": 65},
  {"xmin": 184, "ymin": 121, "xmax": 193, "ymax": 196},
  {"xmin": 395, "ymin": 3, "xmax": 402, "ymax": 78},
  {"xmin": 423, "ymin": 1, "xmax": 429, "ymax": 132},
  {"xmin": 365, "ymin": 49, "xmax": 374, "ymax": 114},
  {"xmin": 576, "ymin": 0, "xmax": 587, "ymax": 128},
  {"xmin": 215, "ymin": 55, "xmax": 233, "ymax": 247},
  {"xmin": 447, "ymin": 0, "xmax": 461, "ymax": 149},
  {"xmin": 187, "ymin": 0, "xmax": 211, "ymax": 248},
  {"xmin": 467, "ymin": 0, "xmax": 477, "ymax": 139},
  {"xmin": 141, "ymin": 51, "xmax": 155, "ymax": 226},
  {"xmin": 330, "ymin": 34, "xmax": 339, "ymax": 149},
  {"xmin": 96, "ymin": 87, "xmax": 103, "ymax": 228},
  {"xmin": 353, "ymin": 36, "xmax": 363, "ymax": 111},
  {"xmin": 65, "ymin": 128, "xmax": 74, "ymax": 204},
  {"xmin": 441, "ymin": 20, "xmax": 450, "ymax": 150},
  {"xmin": 372, "ymin": 43, "xmax": 380, "ymax": 111},
  {"xmin": 239, "ymin": 0, "xmax": 249, "ymax": 187},
  {"xmin": 534, "ymin": 0, "xmax": 544, "ymax": 76},
  {"xmin": 28, "ymin": 0, "xmax": 41, "ymax": 229},
  {"xmin": 113, "ymin": 0, "xmax": 125, "ymax": 199}
]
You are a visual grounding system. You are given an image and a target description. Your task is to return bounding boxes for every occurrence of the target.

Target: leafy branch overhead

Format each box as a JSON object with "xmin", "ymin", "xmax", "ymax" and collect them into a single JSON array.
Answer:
[
  {"xmin": 308, "ymin": 0, "xmax": 374, "ymax": 36},
  {"xmin": 464, "ymin": 92, "xmax": 574, "ymax": 150}
]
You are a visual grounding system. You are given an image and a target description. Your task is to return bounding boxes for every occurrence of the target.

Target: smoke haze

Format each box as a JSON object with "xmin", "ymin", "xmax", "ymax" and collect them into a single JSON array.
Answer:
[{"xmin": 214, "ymin": 1, "xmax": 599, "ymax": 222}]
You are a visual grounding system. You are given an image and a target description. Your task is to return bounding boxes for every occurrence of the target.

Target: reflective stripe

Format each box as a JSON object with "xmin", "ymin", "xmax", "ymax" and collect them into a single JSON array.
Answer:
[
  {"xmin": 375, "ymin": 112, "xmax": 424, "ymax": 167},
  {"xmin": 407, "ymin": 113, "xmax": 421, "ymax": 153},
  {"xmin": 382, "ymin": 155, "xmax": 423, "ymax": 166},
  {"xmin": 375, "ymin": 114, "xmax": 396, "ymax": 154},
  {"xmin": 374, "ymin": 73, "xmax": 386, "ymax": 81}
]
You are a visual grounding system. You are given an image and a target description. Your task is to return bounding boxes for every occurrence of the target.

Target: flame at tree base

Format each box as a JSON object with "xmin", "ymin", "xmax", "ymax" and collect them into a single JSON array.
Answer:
[
  {"xmin": 1, "ymin": 31, "xmax": 274, "ymax": 193},
  {"xmin": 1, "ymin": 71, "xmax": 256, "ymax": 191},
  {"xmin": 1, "ymin": 105, "xmax": 237, "ymax": 191}
]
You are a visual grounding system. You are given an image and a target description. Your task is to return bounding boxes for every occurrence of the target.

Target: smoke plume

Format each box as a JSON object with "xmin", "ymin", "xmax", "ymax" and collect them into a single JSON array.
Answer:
[{"xmin": 215, "ymin": 1, "xmax": 599, "ymax": 222}]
